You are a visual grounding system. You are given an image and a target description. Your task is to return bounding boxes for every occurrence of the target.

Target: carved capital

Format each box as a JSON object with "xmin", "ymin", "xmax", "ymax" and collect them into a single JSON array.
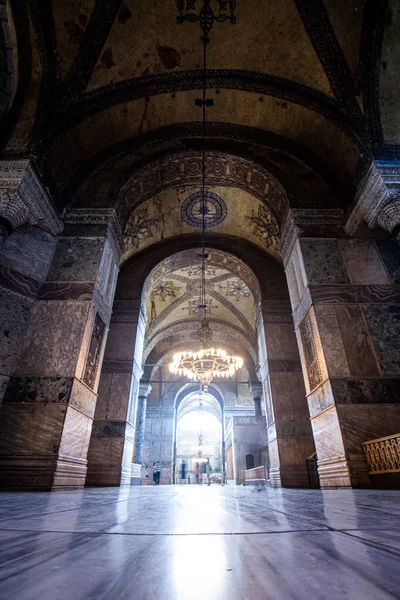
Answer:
[
  {"xmin": 345, "ymin": 161, "xmax": 400, "ymax": 235},
  {"xmin": 138, "ymin": 380, "xmax": 152, "ymax": 398},
  {"xmin": 376, "ymin": 200, "xmax": 400, "ymax": 233},
  {"xmin": 63, "ymin": 208, "xmax": 123, "ymax": 261},
  {"xmin": 280, "ymin": 208, "xmax": 343, "ymax": 266},
  {"xmin": 0, "ymin": 160, "xmax": 62, "ymax": 235}
]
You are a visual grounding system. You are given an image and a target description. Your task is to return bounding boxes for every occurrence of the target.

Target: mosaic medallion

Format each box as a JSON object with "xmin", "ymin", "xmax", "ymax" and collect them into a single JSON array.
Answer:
[{"xmin": 181, "ymin": 191, "xmax": 227, "ymax": 228}]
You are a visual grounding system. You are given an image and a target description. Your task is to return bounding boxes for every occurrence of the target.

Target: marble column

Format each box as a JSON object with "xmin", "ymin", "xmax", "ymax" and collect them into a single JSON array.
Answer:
[
  {"xmin": 0, "ymin": 207, "xmax": 120, "ymax": 490},
  {"xmin": 249, "ymin": 382, "xmax": 263, "ymax": 416},
  {"xmin": 133, "ymin": 381, "xmax": 152, "ymax": 466},
  {"xmin": 281, "ymin": 208, "xmax": 400, "ymax": 488},
  {"xmin": 257, "ymin": 298, "xmax": 315, "ymax": 488},
  {"xmin": 86, "ymin": 300, "xmax": 147, "ymax": 486}
]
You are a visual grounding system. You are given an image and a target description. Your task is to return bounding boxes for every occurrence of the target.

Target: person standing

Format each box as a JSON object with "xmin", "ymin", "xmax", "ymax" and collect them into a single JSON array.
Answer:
[
  {"xmin": 153, "ymin": 462, "xmax": 162, "ymax": 485},
  {"xmin": 206, "ymin": 459, "xmax": 211, "ymax": 486}
]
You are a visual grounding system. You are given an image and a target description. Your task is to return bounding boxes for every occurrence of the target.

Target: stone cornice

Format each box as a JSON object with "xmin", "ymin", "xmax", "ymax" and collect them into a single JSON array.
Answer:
[
  {"xmin": 63, "ymin": 207, "xmax": 123, "ymax": 260},
  {"xmin": 0, "ymin": 159, "xmax": 62, "ymax": 235},
  {"xmin": 345, "ymin": 161, "xmax": 400, "ymax": 235}
]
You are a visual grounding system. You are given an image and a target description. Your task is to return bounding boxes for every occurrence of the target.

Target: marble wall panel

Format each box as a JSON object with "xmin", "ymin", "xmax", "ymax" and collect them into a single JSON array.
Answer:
[
  {"xmin": 86, "ymin": 437, "xmax": 125, "ymax": 485},
  {"xmin": 69, "ymin": 378, "xmax": 97, "ymax": 419},
  {"xmin": 58, "ymin": 406, "xmax": 93, "ymax": 460},
  {"xmin": 307, "ymin": 380, "xmax": 335, "ymax": 418},
  {"xmin": 314, "ymin": 304, "xmax": 350, "ymax": 378},
  {"xmin": 1, "ymin": 226, "xmax": 56, "ymax": 281},
  {"xmin": 0, "ymin": 403, "xmax": 66, "ymax": 455},
  {"xmin": 0, "ymin": 290, "xmax": 33, "ymax": 376},
  {"xmin": 310, "ymin": 406, "xmax": 346, "ymax": 460},
  {"xmin": 362, "ymin": 305, "xmax": 400, "ymax": 376},
  {"xmin": 330, "ymin": 379, "xmax": 400, "ymax": 405},
  {"xmin": 103, "ymin": 322, "xmax": 138, "ymax": 361},
  {"xmin": 339, "ymin": 240, "xmax": 390, "ymax": 285},
  {"xmin": 3, "ymin": 376, "xmax": 74, "ymax": 404},
  {"xmin": 299, "ymin": 239, "xmax": 350, "ymax": 285},
  {"xmin": 46, "ymin": 237, "xmax": 105, "ymax": 282},
  {"xmin": 162, "ymin": 418, "xmax": 173, "ymax": 437},
  {"xmin": 151, "ymin": 418, "xmax": 162, "ymax": 437},
  {"xmin": 376, "ymin": 240, "xmax": 400, "ymax": 283},
  {"xmin": 269, "ymin": 372, "xmax": 309, "ymax": 422},
  {"xmin": 14, "ymin": 301, "xmax": 90, "ymax": 377},
  {"xmin": 335, "ymin": 305, "xmax": 380, "ymax": 378},
  {"xmin": 337, "ymin": 404, "xmax": 400, "ymax": 456},
  {"xmin": 94, "ymin": 372, "xmax": 133, "ymax": 421},
  {"xmin": 263, "ymin": 323, "xmax": 299, "ymax": 360},
  {"xmin": 285, "ymin": 256, "xmax": 301, "ymax": 310}
]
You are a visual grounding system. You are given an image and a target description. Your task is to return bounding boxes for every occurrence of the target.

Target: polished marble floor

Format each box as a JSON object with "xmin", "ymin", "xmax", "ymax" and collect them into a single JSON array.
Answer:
[{"xmin": 0, "ymin": 485, "xmax": 400, "ymax": 599}]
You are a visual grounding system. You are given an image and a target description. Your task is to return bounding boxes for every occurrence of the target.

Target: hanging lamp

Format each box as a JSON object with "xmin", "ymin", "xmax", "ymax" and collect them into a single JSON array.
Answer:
[{"xmin": 169, "ymin": 1, "xmax": 242, "ymax": 391}]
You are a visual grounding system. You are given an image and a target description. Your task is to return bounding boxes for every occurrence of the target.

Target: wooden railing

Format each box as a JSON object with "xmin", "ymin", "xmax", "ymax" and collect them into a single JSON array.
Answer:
[{"xmin": 362, "ymin": 434, "xmax": 400, "ymax": 474}]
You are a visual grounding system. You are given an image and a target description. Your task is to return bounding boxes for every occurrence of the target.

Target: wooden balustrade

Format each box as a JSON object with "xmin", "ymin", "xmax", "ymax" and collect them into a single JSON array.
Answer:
[{"xmin": 362, "ymin": 434, "xmax": 400, "ymax": 474}]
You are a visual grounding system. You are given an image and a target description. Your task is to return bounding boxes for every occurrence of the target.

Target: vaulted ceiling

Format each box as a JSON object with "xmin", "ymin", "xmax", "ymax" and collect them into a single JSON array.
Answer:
[{"xmin": 1, "ymin": 0, "xmax": 399, "ymax": 224}]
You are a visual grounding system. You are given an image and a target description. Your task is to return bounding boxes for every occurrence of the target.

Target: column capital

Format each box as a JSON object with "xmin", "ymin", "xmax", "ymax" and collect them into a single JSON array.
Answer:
[
  {"xmin": 0, "ymin": 159, "xmax": 62, "ymax": 235},
  {"xmin": 280, "ymin": 208, "xmax": 343, "ymax": 266},
  {"xmin": 138, "ymin": 380, "xmax": 152, "ymax": 398},
  {"xmin": 345, "ymin": 160, "xmax": 400, "ymax": 235},
  {"xmin": 63, "ymin": 207, "xmax": 123, "ymax": 262}
]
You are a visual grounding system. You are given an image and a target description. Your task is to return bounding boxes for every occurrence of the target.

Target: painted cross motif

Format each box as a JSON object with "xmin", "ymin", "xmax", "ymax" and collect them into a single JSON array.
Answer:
[
  {"xmin": 181, "ymin": 298, "xmax": 216, "ymax": 315},
  {"xmin": 124, "ymin": 206, "xmax": 158, "ymax": 249},
  {"xmin": 218, "ymin": 278, "xmax": 250, "ymax": 301},
  {"xmin": 180, "ymin": 263, "xmax": 217, "ymax": 277},
  {"xmin": 152, "ymin": 280, "xmax": 181, "ymax": 301},
  {"xmin": 247, "ymin": 205, "xmax": 279, "ymax": 249}
]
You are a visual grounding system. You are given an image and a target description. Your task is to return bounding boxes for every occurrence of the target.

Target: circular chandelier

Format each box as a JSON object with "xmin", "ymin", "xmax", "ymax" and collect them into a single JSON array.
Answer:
[{"xmin": 169, "ymin": 8, "xmax": 243, "ymax": 392}]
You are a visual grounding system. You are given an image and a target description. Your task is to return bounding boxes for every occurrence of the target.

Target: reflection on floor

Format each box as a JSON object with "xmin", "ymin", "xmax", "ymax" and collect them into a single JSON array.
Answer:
[{"xmin": 1, "ymin": 485, "xmax": 400, "ymax": 599}]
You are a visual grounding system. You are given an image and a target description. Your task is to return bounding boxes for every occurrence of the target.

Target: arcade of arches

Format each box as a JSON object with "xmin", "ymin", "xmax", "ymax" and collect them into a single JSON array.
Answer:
[{"xmin": 0, "ymin": 0, "xmax": 400, "ymax": 496}]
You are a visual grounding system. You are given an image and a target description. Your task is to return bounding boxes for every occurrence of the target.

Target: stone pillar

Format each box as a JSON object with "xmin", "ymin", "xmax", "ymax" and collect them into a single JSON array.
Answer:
[
  {"xmin": 257, "ymin": 298, "xmax": 315, "ymax": 488},
  {"xmin": 0, "ymin": 207, "xmax": 121, "ymax": 490},
  {"xmin": 0, "ymin": 161, "xmax": 62, "ymax": 403},
  {"xmin": 86, "ymin": 299, "xmax": 147, "ymax": 486},
  {"xmin": 133, "ymin": 381, "xmax": 152, "ymax": 466},
  {"xmin": 281, "ymin": 208, "xmax": 400, "ymax": 488}
]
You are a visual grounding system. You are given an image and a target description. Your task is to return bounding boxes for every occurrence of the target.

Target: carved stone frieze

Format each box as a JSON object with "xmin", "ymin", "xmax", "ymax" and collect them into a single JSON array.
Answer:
[
  {"xmin": 0, "ymin": 160, "xmax": 62, "ymax": 235},
  {"xmin": 280, "ymin": 208, "xmax": 343, "ymax": 266},
  {"xmin": 63, "ymin": 207, "xmax": 123, "ymax": 261},
  {"xmin": 345, "ymin": 161, "xmax": 400, "ymax": 235}
]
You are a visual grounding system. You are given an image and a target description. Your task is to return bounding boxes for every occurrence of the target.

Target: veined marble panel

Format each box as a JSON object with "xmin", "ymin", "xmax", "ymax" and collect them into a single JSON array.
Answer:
[
  {"xmin": 299, "ymin": 239, "xmax": 350, "ymax": 285},
  {"xmin": 362, "ymin": 305, "xmax": 400, "ymax": 376},
  {"xmin": 1, "ymin": 226, "xmax": 56, "ymax": 281},
  {"xmin": 269, "ymin": 372, "xmax": 309, "ymax": 422},
  {"xmin": 263, "ymin": 323, "xmax": 299, "ymax": 360},
  {"xmin": 376, "ymin": 239, "xmax": 400, "ymax": 283},
  {"xmin": 0, "ymin": 265, "xmax": 41, "ymax": 298},
  {"xmin": 310, "ymin": 405, "xmax": 346, "ymax": 460},
  {"xmin": 46, "ymin": 237, "xmax": 105, "ymax": 283},
  {"xmin": 0, "ymin": 290, "xmax": 33, "ymax": 376},
  {"xmin": 267, "ymin": 359, "xmax": 302, "ymax": 372},
  {"xmin": 339, "ymin": 240, "xmax": 390, "ymax": 285},
  {"xmin": 307, "ymin": 379, "xmax": 335, "ymax": 418},
  {"xmin": 103, "ymin": 322, "xmax": 138, "ymax": 361},
  {"xmin": 314, "ymin": 304, "xmax": 351, "ymax": 378},
  {"xmin": 331, "ymin": 379, "xmax": 400, "ymax": 405},
  {"xmin": 14, "ymin": 301, "xmax": 90, "ymax": 377},
  {"xmin": 69, "ymin": 378, "xmax": 97, "ymax": 419},
  {"xmin": 335, "ymin": 305, "xmax": 380, "ymax": 378},
  {"xmin": 309, "ymin": 284, "xmax": 400, "ymax": 305},
  {"xmin": 95, "ymin": 372, "xmax": 133, "ymax": 421},
  {"xmin": 58, "ymin": 406, "xmax": 93, "ymax": 460},
  {"xmin": 337, "ymin": 404, "xmax": 400, "ymax": 455},
  {"xmin": 0, "ymin": 403, "xmax": 66, "ymax": 455},
  {"xmin": 38, "ymin": 281, "xmax": 95, "ymax": 301},
  {"xmin": 3, "ymin": 376, "xmax": 74, "ymax": 404}
]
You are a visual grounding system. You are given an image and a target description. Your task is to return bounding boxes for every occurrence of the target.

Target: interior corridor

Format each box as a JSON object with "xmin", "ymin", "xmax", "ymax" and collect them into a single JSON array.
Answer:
[{"xmin": 1, "ymin": 486, "xmax": 399, "ymax": 600}]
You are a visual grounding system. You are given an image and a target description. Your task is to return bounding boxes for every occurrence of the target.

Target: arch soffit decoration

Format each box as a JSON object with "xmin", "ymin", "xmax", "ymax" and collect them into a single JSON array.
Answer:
[
  {"xmin": 177, "ymin": 391, "xmax": 222, "ymax": 422},
  {"xmin": 174, "ymin": 383, "xmax": 225, "ymax": 415}
]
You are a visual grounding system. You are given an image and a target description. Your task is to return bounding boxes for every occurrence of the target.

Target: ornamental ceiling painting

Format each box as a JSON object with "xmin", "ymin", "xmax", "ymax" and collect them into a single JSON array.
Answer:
[
  {"xmin": 3, "ymin": 0, "xmax": 397, "ymax": 225},
  {"xmin": 142, "ymin": 249, "xmax": 259, "ymax": 366},
  {"xmin": 122, "ymin": 185, "xmax": 280, "ymax": 261}
]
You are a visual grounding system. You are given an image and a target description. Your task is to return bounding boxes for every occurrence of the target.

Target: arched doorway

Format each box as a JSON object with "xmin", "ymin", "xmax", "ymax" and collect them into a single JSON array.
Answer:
[{"xmin": 175, "ymin": 392, "xmax": 222, "ymax": 484}]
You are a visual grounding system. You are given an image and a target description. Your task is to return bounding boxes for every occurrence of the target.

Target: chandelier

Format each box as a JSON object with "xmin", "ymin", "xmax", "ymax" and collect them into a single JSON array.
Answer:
[{"xmin": 169, "ymin": 1, "xmax": 242, "ymax": 392}]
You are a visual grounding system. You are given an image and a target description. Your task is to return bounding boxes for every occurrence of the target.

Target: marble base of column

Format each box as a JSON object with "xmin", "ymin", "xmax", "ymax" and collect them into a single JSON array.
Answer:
[
  {"xmin": 308, "ymin": 379, "xmax": 400, "ymax": 488},
  {"xmin": 0, "ymin": 377, "xmax": 96, "ymax": 490},
  {"xmin": 267, "ymin": 421, "xmax": 315, "ymax": 488}
]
